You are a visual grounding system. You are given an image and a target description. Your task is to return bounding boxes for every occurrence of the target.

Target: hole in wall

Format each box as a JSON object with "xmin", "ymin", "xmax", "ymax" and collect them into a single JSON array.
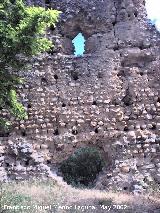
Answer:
[
  {"xmin": 117, "ymin": 70, "xmax": 126, "ymax": 77},
  {"xmin": 62, "ymin": 103, "xmax": 66, "ymax": 107},
  {"xmin": 45, "ymin": 0, "xmax": 51, "ymax": 7},
  {"xmin": 122, "ymin": 94, "xmax": 132, "ymax": 106},
  {"xmin": 139, "ymin": 45, "xmax": 145, "ymax": 50},
  {"xmin": 95, "ymin": 128, "xmax": 99, "ymax": 134},
  {"xmin": 54, "ymin": 129, "xmax": 59, "ymax": 135},
  {"xmin": 54, "ymin": 74, "xmax": 58, "ymax": 80},
  {"xmin": 97, "ymin": 72, "xmax": 103, "ymax": 79},
  {"xmin": 59, "ymin": 147, "xmax": 105, "ymax": 187},
  {"xmin": 71, "ymin": 71, "xmax": 79, "ymax": 81},
  {"xmin": 113, "ymin": 46, "xmax": 119, "ymax": 51},
  {"xmin": 41, "ymin": 77, "xmax": 47, "ymax": 84},
  {"xmin": 92, "ymin": 101, "xmax": 97, "ymax": 106},
  {"xmin": 28, "ymin": 104, "xmax": 32, "ymax": 109},
  {"xmin": 123, "ymin": 101, "xmax": 130, "ymax": 107},
  {"xmin": 116, "ymin": 144, "xmax": 123, "ymax": 151},
  {"xmin": 5, "ymin": 163, "xmax": 10, "ymax": 167},
  {"xmin": 47, "ymin": 160, "xmax": 51, "ymax": 164},
  {"xmin": 25, "ymin": 160, "xmax": 30, "ymax": 166},
  {"xmin": 124, "ymin": 126, "xmax": 129, "ymax": 132},
  {"xmin": 151, "ymin": 124, "xmax": 156, "ymax": 130},
  {"xmin": 50, "ymin": 25, "xmax": 55, "ymax": 31},
  {"xmin": 112, "ymin": 99, "xmax": 119, "ymax": 106},
  {"xmin": 45, "ymin": 0, "xmax": 50, "ymax": 4},
  {"xmin": 134, "ymin": 11, "xmax": 138, "ymax": 17},
  {"xmin": 60, "ymin": 16, "xmax": 97, "ymax": 56},
  {"xmin": 123, "ymin": 186, "xmax": 128, "ymax": 191},
  {"xmin": 144, "ymin": 177, "xmax": 150, "ymax": 182},
  {"xmin": 72, "ymin": 32, "xmax": 86, "ymax": 56},
  {"xmin": 112, "ymin": 21, "xmax": 116, "ymax": 26},
  {"xmin": 47, "ymin": 49, "xmax": 54, "ymax": 55},
  {"xmin": 72, "ymin": 129, "xmax": 78, "ymax": 135},
  {"xmin": 21, "ymin": 131, "xmax": 26, "ymax": 137},
  {"xmin": 139, "ymin": 72, "xmax": 144, "ymax": 76},
  {"xmin": 0, "ymin": 132, "xmax": 10, "ymax": 137}
]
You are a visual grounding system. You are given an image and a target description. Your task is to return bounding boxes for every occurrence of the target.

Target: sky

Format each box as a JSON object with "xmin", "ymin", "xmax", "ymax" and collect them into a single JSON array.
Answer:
[
  {"xmin": 72, "ymin": 33, "xmax": 85, "ymax": 56},
  {"xmin": 72, "ymin": 1, "xmax": 160, "ymax": 56},
  {"xmin": 145, "ymin": 0, "xmax": 160, "ymax": 30}
]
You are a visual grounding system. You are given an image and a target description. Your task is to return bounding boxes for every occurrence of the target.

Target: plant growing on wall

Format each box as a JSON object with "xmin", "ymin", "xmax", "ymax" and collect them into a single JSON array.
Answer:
[
  {"xmin": 59, "ymin": 147, "xmax": 105, "ymax": 187},
  {"xmin": 0, "ymin": 0, "xmax": 61, "ymax": 130}
]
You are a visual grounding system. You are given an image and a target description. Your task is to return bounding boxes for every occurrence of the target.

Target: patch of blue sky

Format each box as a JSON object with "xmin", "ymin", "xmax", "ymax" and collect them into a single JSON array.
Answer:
[
  {"xmin": 72, "ymin": 1, "xmax": 160, "ymax": 57},
  {"xmin": 72, "ymin": 33, "xmax": 85, "ymax": 56},
  {"xmin": 145, "ymin": 0, "xmax": 160, "ymax": 30}
]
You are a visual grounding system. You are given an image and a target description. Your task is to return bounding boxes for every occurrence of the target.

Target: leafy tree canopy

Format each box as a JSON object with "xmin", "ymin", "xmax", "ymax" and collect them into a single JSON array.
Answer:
[{"xmin": 0, "ymin": 0, "xmax": 61, "ymax": 131}]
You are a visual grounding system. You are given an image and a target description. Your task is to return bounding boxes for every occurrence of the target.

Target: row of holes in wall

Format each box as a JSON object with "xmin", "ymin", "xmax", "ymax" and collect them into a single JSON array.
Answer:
[
  {"xmin": 27, "ymin": 100, "xmax": 97, "ymax": 109},
  {"xmin": 41, "ymin": 71, "xmax": 104, "ymax": 85},
  {"xmin": 27, "ymin": 96, "xmax": 160, "ymax": 109},
  {"xmin": 20, "ymin": 122, "xmax": 157, "ymax": 139},
  {"xmin": 41, "ymin": 70, "xmax": 150, "ymax": 85}
]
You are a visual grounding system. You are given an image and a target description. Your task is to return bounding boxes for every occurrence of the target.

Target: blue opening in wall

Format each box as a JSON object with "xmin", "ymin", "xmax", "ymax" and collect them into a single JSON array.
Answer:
[{"xmin": 72, "ymin": 33, "xmax": 86, "ymax": 56}]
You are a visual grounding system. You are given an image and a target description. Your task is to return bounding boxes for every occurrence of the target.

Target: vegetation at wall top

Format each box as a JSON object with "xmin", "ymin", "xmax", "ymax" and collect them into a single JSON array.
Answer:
[{"xmin": 0, "ymin": 0, "xmax": 61, "ymax": 130}]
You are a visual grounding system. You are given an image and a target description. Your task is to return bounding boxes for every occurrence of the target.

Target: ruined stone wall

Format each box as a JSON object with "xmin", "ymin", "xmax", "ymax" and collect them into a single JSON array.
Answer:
[{"xmin": 0, "ymin": 0, "xmax": 160, "ymax": 193}]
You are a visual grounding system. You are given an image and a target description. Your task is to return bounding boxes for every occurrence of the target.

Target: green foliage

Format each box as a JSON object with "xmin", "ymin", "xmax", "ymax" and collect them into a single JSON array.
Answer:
[
  {"xmin": 0, "ymin": 0, "xmax": 61, "ymax": 127},
  {"xmin": 59, "ymin": 147, "xmax": 105, "ymax": 187},
  {"xmin": 0, "ymin": 118, "xmax": 11, "ymax": 132},
  {"xmin": 9, "ymin": 89, "xmax": 28, "ymax": 119}
]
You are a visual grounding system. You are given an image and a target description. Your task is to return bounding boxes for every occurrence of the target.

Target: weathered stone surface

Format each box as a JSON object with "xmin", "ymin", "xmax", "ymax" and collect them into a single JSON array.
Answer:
[{"xmin": 0, "ymin": 0, "xmax": 160, "ymax": 193}]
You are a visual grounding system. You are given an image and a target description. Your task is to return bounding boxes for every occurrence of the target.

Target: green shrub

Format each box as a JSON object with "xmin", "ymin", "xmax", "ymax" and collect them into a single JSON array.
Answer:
[{"xmin": 59, "ymin": 147, "xmax": 105, "ymax": 187}]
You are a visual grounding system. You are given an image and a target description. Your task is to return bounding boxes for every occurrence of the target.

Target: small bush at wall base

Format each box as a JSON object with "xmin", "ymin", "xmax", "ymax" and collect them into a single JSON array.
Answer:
[{"xmin": 59, "ymin": 147, "xmax": 105, "ymax": 187}]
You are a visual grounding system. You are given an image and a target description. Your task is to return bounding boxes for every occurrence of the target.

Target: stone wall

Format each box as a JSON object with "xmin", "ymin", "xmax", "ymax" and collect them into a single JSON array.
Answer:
[{"xmin": 0, "ymin": 0, "xmax": 160, "ymax": 193}]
